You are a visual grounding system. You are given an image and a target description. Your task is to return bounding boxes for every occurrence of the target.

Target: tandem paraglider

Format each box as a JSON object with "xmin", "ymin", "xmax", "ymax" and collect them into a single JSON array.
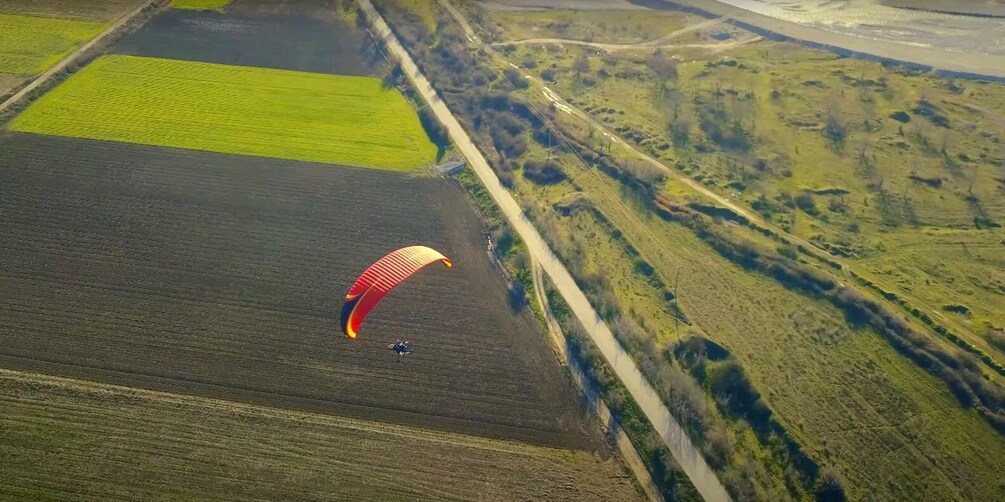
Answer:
[{"xmin": 340, "ymin": 246, "xmax": 452, "ymax": 360}]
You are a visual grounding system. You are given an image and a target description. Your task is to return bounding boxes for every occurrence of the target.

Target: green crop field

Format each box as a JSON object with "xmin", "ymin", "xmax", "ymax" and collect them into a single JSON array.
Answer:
[
  {"xmin": 11, "ymin": 55, "xmax": 439, "ymax": 172},
  {"xmin": 0, "ymin": 13, "xmax": 105, "ymax": 75},
  {"xmin": 0, "ymin": 369, "xmax": 638, "ymax": 501},
  {"xmin": 0, "ymin": 1, "xmax": 141, "ymax": 22},
  {"xmin": 170, "ymin": 0, "xmax": 231, "ymax": 10}
]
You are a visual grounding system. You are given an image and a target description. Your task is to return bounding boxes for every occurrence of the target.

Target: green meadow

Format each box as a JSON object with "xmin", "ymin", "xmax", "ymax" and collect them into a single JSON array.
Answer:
[
  {"xmin": 400, "ymin": 2, "xmax": 1005, "ymax": 497},
  {"xmin": 11, "ymin": 55, "xmax": 439, "ymax": 171},
  {"xmin": 496, "ymin": 23, "xmax": 1005, "ymax": 361}
]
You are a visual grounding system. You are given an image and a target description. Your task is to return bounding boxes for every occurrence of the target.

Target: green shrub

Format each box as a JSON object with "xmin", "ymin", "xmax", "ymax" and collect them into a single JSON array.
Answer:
[{"xmin": 523, "ymin": 159, "xmax": 566, "ymax": 184}]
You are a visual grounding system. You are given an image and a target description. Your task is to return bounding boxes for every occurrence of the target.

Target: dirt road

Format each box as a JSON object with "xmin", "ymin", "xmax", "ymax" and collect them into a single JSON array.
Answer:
[
  {"xmin": 359, "ymin": 1, "xmax": 730, "ymax": 500},
  {"xmin": 531, "ymin": 260, "xmax": 664, "ymax": 502},
  {"xmin": 492, "ymin": 35, "xmax": 760, "ymax": 52},
  {"xmin": 488, "ymin": 17, "xmax": 762, "ymax": 52}
]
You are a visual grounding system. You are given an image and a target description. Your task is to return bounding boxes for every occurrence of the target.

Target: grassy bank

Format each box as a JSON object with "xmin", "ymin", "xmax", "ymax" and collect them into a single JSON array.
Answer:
[
  {"xmin": 379, "ymin": 1, "xmax": 1005, "ymax": 499},
  {"xmin": 491, "ymin": 17, "xmax": 1005, "ymax": 361}
]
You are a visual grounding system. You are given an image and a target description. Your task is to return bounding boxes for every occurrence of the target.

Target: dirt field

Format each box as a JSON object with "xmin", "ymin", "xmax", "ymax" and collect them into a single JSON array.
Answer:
[
  {"xmin": 0, "ymin": 75, "xmax": 23, "ymax": 98},
  {"xmin": 0, "ymin": 369, "xmax": 639, "ymax": 501},
  {"xmin": 114, "ymin": 1, "xmax": 382, "ymax": 76},
  {"xmin": 0, "ymin": 132, "xmax": 599, "ymax": 449},
  {"xmin": 0, "ymin": 0, "xmax": 144, "ymax": 21}
]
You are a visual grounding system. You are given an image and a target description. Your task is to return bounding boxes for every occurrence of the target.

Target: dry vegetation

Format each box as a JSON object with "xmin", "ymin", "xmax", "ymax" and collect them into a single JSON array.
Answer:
[
  {"xmin": 377, "ymin": 1, "xmax": 1005, "ymax": 499},
  {"xmin": 0, "ymin": 75, "xmax": 24, "ymax": 98},
  {"xmin": 485, "ymin": 9, "xmax": 692, "ymax": 44},
  {"xmin": 502, "ymin": 31, "xmax": 1005, "ymax": 362}
]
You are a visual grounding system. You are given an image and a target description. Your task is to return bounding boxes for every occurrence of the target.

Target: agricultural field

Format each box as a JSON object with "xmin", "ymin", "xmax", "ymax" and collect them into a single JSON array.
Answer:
[
  {"xmin": 0, "ymin": 369, "xmax": 638, "ymax": 501},
  {"xmin": 0, "ymin": 132, "xmax": 596, "ymax": 449},
  {"xmin": 0, "ymin": 13, "xmax": 104, "ymax": 76},
  {"xmin": 10, "ymin": 55, "xmax": 437, "ymax": 171},
  {"xmin": 171, "ymin": 0, "xmax": 231, "ymax": 10},
  {"xmin": 0, "ymin": 0, "xmax": 146, "ymax": 97},
  {"xmin": 115, "ymin": 2, "xmax": 381, "ymax": 76},
  {"xmin": 0, "ymin": 0, "xmax": 141, "ymax": 22},
  {"xmin": 0, "ymin": 0, "xmax": 647, "ymax": 499},
  {"xmin": 485, "ymin": 9, "xmax": 1005, "ymax": 359}
]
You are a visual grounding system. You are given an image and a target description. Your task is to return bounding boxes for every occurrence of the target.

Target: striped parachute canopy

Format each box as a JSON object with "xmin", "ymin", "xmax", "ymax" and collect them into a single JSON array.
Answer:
[{"xmin": 340, "ymin": 246, "xmax": 452, "ymax": 339}]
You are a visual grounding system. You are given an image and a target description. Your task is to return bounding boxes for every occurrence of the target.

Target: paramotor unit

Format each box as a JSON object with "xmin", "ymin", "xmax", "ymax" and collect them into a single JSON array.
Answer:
[
  {"xmin": 389, "ymin": 340, "xmax": 412, "ymax": 362},
  {"xmin": 339, "ymin": 245, "xmax": 452, "ymax": 340}
]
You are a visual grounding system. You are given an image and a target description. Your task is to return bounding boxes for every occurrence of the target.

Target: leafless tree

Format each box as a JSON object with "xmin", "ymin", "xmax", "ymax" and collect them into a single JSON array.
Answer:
[
  {"xmin": 572, "ymin": 54, "xmax": 590, "ymax": 80},
  {"xmin": 648, "ymin": 49, "xmax": 678, "ymax": 96}
]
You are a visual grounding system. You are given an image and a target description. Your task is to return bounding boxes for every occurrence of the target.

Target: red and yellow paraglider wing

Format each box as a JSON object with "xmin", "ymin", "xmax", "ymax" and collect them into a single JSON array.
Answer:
[{"xmin": 340, "ymin": 246, "xmax": 452, "ymax": 339}]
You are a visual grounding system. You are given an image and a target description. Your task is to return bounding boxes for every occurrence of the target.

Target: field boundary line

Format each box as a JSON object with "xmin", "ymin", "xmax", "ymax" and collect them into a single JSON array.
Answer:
[
  {"xmin": 531, "ymin": 260, "xmax": 664, "ymax": 502},
  {"xmin": 0, "ymin": 0, "xmax": 164, "ymax": 117},
  {"xmin": 359, "ymin": 1, "xmax": 730, "ymax": 500}
]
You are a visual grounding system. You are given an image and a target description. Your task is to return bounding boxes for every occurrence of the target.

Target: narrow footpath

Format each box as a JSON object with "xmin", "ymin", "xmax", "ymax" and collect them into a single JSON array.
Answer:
[{"xmin": 531, "ymin": 260, "xmax": 664, "ymax": 502}]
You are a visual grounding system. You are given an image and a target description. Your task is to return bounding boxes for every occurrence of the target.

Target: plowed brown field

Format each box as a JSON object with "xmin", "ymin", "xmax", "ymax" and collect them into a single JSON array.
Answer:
[
  {"xmin": 0, "ymin": 369, "xmax": 638, "ymax": 501},
  {"xmin": 114, "ymin": 0, "xmax": 382, "ymax": 76},
  {"xmin": 0, "ymin": 132, "xmax": 597, "ymax": 449}
]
